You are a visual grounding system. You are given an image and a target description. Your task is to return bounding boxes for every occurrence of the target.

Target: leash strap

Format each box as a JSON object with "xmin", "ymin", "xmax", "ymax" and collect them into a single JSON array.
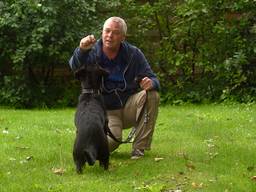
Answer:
[{"xmin": 106, "ymin": 122, "xmax": 137, "ymax": 144}]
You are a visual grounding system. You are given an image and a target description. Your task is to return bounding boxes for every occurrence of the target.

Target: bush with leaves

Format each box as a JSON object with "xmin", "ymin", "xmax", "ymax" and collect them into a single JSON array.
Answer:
[
  {"xmin": 1, "ymin": 0, "xmax": 256, "ymax": 107},
  {"xmin": 0, "ymin": 0, "xmax": 116, "ymax": 108},
  {"xmin": 115, "ymin": 0, "xmax": 256, "ymax": 103}
]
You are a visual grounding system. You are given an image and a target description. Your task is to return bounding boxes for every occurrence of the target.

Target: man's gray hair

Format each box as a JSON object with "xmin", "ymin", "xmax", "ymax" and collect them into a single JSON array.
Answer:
[{"xmin": 103, "ymin": 17, "xmax": 127, "ymax": 36}]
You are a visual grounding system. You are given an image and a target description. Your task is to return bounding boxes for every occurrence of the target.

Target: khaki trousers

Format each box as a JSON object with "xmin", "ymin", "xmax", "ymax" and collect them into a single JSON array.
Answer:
[{"xmin": 107, "ymin": 90, "xmax": 160, "ymax": 152}]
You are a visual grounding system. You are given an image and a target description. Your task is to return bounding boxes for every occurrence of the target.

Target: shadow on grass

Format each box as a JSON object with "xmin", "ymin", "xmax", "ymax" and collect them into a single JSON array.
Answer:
[{"xmin": 110, "ymin": 151, "xmax": 130, "ymax": 160}]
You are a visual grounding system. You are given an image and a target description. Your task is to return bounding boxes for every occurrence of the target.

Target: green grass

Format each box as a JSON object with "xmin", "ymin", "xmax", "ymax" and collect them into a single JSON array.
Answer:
[{"xmin": 1, "ymin": 104, "xmax": 256, "ymax": 191}]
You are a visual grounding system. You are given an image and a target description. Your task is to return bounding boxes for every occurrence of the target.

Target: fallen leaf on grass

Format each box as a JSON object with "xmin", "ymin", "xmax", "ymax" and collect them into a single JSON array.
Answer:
[
  {"xmin": 15, "ymin": 136, "xmax": 23, "ymax": 140},
  {"xmin": 167, "ymin": 190, "xmax": 182, "ymax": 192},
  {"xmin": 19, "ymin": 156, "xmax": 33, "ymax": 164},
  {"xmin": 192, "ymin": 182, "xmax": 203, "ymax": 189},
  {"xmin": 26, "ymin": 156, "xmax": 33, "ymax": 161},
  {"xmin": 186, "ymin": 162, "xmax": 196, "ymax": 170},
  {"xmin": 251, "ymin": 176, "xmax": 256, "ymax": 181},
  {"xmin": 9, "ymin": 157, "xmax": 16, "ymax": 161},
  {"xmin": 52, "ymin": 167, "xmax": 65, "ymax": 175},
  {"xmin": 15, "ymin": 146, "xmax": 29, "ymax": 150},
  {"xmin": 2, "ymin": 128, "xmax": 9, "ymax": 134},
  {"xmin": 154, "ymin": 157, "xmax": 164, "ymax": 162},
  {"xmin": 176, "ymin": 152, "xmax": 189, "ymax": 160}
]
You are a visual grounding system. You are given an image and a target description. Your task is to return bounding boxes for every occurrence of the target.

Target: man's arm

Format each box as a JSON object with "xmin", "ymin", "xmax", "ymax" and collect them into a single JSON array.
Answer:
[
  {"xmin": 68, "ymin": 35, "xmax": 96, "ymax": 71},
  {"xmin": 135, "ymin": 48, "xmax": 160, "ymax": 91}
]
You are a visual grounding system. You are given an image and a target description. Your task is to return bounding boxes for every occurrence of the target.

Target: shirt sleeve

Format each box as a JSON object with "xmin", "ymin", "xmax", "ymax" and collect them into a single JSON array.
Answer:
[
  {"xmin": 68, "ymin": 47, "xmax": 90, "ymax": 71},
  {"xmin": 135, "ymin": 48, "xmax": 160, "ymax": 91}
]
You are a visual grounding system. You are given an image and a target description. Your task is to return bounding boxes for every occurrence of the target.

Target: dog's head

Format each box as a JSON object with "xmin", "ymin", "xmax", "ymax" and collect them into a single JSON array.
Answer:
[{"xmin": 74, "ymin": 64, "xmax": 109, "ymax": 89}]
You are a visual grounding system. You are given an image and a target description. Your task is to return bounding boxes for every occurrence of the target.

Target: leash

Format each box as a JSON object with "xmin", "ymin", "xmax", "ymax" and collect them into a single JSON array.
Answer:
[{"xmin": 106, "ymin": 125, "xmax": 136, "ymax": 144}]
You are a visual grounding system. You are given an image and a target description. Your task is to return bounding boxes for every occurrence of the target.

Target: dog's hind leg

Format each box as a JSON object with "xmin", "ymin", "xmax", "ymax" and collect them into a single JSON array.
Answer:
[
  {"xmin": 75, "ymin": 160, "xmax": 84, "ymax": 174},
  {"xmin": 99, "ymin": 159, "xmax": 109, "ymax": 170},
  {"xmin": 73, "ymin": 148, "xmax": 86, "ymax": 174},
  {"xmin": 99, "ymin": 148, "xmax": 109, "ymax": 170},
  {"xmin": 84, "ymin": 149, "xmax": 96, "ymax": 166}
]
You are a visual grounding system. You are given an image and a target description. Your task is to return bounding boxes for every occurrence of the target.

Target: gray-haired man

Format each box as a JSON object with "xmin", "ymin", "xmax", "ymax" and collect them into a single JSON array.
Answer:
[{"xmin": 69, "ymin": 17, "xmax": 160, "ymax": 159}]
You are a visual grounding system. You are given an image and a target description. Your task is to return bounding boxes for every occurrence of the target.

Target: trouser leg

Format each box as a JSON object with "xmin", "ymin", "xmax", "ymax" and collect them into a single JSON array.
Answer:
[
  {"xmin": 143, "ymin": 90, "xmax": 160, "ymax": 150},
  {"xmin": 107, "ymin": 90, "xmax": 147, "ymax": 152},
  {"xmin": 123, "ymin": 90, "xmax": 160, "ymax": 151},
  {"xmin": 133, "ymin": 90, "xmax": 159, "ymax": 150},
  {"xmin": 106, "ymin": 109, "xmax": 123, "ymax": 152},
  {"xmin": 107, "ymin": 90, "xmax": 160, "ymax": 153}
]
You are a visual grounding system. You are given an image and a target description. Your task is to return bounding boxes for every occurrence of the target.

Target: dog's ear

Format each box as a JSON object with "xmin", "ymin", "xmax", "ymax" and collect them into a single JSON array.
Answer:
[
  {"xmin": 74, "ymin": 66, "xmax": 87, "ymax": 80},
  {"xmin": 85, "ymin": 64, "xmax": 108, "ymax": 76},
  {"xmin": 97, "ymin": 66, "xmax": 109, "ymax": 77},
  {"xmin": 74, "ymin": 70, "xmax": 80, "ymax": 80}
]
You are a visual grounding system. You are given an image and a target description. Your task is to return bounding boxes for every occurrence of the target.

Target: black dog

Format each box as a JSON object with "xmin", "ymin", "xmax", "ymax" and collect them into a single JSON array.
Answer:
[{"xmin": 73, "ymin": 63, "xmax": 109, "ymax": 174}]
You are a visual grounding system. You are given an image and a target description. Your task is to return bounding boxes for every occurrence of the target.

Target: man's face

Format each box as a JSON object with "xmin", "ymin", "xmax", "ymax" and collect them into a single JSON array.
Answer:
[{"xmin": 102, "ymin": 20, "xmax": 125, "ymax": 51}]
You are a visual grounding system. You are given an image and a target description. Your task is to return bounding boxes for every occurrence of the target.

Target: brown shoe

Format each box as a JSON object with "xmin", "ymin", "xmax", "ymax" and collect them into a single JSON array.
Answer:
[{"xmin": 131, "ymin": 149, "xmax": 144, "ymax": 160}]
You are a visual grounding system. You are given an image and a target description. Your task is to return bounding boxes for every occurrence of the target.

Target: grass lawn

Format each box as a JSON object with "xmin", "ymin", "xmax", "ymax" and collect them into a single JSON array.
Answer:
[{"xmin": 1, "ymin": 103, "xmax": 256, "ymax": 191}]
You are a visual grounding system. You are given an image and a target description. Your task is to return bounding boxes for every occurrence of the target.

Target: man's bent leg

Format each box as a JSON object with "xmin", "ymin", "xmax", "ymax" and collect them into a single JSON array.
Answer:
[
  {"xmin": 122, "ymin": 90, "xmax": 147, "ymax": 158},
  {"xmin": 107, "ymin": 109, "xmax": 123, "ymax": 152},
  {"xmin": 123, "ymin": 90, "xmax": 147, "ymax": 126},
  {"xmin": 132, "ymin": 90, "xmax": 160, "ymax": 151}
]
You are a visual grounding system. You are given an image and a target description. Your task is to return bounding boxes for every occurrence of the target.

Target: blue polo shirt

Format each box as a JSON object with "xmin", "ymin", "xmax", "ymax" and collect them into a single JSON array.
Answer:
[
  {"xmin": 69, "ymin": 39, "xmax": 160, "ymax": 109},
  {"xmin": 100, "ymin": 47, "xmax": 126, "ymax": 91}
]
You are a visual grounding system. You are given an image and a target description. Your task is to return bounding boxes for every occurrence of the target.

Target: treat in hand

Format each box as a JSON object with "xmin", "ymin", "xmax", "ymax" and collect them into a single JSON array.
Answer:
[{"xmin": 79, "ymin": 35, "xmax": 96, "ymax": 51}]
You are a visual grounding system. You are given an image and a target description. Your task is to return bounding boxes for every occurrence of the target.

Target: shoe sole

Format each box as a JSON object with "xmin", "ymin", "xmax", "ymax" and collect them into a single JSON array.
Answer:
[{"xmin": 131, "ymin": 155, "xmax": 143, "ymax": 160}]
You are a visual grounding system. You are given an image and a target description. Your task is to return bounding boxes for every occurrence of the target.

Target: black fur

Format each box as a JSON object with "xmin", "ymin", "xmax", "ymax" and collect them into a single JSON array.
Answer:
[{"xmin": 73, "ymin": 64, "xmax": 109, "ymax": 174}]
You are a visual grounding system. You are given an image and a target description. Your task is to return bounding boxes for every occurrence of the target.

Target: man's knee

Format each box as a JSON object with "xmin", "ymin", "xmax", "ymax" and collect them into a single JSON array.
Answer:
[
  {"xmin": 136, "ymin": 90, "xmax": 160, "ymax": 108},
  {"xmin": 147, "ymin": 90, "xmax": 160, "ymax": 106}
]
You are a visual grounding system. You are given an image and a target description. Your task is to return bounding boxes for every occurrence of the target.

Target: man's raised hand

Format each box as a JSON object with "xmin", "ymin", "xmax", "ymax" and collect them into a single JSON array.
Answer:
[{"xmin": 79, "ymin": 35, "xmax": 96, "ymax": 51}]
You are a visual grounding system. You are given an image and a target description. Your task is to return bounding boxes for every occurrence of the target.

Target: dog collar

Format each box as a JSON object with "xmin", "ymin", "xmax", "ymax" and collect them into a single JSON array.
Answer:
[{"xmin": 82, "ymin": 89, "xmax": 100, "ymax": 95}]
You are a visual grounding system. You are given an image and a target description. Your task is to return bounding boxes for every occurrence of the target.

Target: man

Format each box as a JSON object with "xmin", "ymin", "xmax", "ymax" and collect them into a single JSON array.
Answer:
[{"xmin": 69, "ymin": 16, "xmax": 160, "ymax": 159}]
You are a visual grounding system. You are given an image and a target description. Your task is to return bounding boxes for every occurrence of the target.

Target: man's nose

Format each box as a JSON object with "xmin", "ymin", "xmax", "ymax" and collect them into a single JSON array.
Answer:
[{"xmin": 108, "ymin": 31, "xmax": 113, "ymax": 37}]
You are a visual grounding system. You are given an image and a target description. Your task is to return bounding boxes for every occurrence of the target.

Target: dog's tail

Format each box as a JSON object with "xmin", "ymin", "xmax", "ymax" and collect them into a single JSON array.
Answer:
[{"xmin": 84, "ymin": 149, "xmax": 96, "ymax": 166}]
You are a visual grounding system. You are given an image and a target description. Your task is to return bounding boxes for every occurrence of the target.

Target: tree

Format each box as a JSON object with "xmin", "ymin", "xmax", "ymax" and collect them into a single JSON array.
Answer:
[
  {"xmin": 114, "ymin": 0, "xmax": 256, "ymax": 103},
  {"xmin": 1, "ymin": 0, "xmax": 255, "ymax": 107},
  {"xmin": 0, "ymin": 0, "xmax": 117, "ymax": 107}
]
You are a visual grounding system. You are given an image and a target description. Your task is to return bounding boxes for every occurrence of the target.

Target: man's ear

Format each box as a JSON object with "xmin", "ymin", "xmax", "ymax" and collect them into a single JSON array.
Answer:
[{"xmin": 121, "ymin": 35, "xmax": 126, "ymax": 42}]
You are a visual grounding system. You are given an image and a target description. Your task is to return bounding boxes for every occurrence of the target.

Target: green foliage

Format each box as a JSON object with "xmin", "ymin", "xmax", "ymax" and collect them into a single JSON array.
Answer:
[
  {"xmin": 0, "ymin": 0, "xmax": 256, "ymax": 107},
  {"xmin": 0, "ymin": 0, "xmax": 114, "ymax": 108},
  {"xmin": 114, "ymin": 0, "xmax": 256, "ymax": 103},
  {"xmin": 0, "ymin": 75, "xmax": 31, "ymax": 108}
]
